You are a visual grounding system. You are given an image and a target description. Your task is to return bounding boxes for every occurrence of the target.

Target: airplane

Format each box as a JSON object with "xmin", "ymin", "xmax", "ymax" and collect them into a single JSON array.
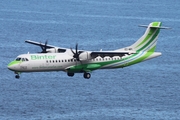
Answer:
[{"xmin": 7, "ymin": 22, "xmax": 169, "ymax": 79}]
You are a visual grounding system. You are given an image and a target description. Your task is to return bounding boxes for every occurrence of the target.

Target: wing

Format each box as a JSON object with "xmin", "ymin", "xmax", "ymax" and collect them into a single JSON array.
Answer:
[
  {"xmin": 25, "ymin": 40, "xmax": 68, "ymax": 52},
  {"xmin": 25, "ymin": 40, "xmax": 57, "ymax": 48},
  {"xmin": 90, "ymin": 51, "xmax": 136, "ymax": 58},
  {"xmin": 25, "ymin": 40, "xmax": 136, "ymax": 56}
]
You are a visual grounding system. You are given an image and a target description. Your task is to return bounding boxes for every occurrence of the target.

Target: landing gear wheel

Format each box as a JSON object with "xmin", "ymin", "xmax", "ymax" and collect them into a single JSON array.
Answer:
[
  {"xmin": 67, "ymin": 72, "xmax": 74, "ymax": 77},
  {"xmin": 15, "ymin": 74, "xmax": 20, "ymax": 79},
  {"xmin": 83, "ymin": 73, "xmax": 91, "ymax": 79}
]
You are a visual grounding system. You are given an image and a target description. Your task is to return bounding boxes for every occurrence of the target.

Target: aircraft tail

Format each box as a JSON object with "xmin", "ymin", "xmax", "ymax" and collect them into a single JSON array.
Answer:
[{"xmin": 126, "ymin": 22, "xmax": 169, "ymax": 52}]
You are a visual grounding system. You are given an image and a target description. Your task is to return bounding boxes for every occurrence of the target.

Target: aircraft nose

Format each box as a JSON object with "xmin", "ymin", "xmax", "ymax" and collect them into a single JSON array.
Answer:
[
  {"xmin": 7, "ymin": 61, "xmax": 19, "ymax": 71},
  {"xmin": 7, "ymin": 64, "xmax": 14, "ymax": 71}
]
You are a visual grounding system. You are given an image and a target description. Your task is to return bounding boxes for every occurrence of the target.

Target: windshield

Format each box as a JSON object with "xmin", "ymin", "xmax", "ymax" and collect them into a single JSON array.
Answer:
[
  {"xmin": 15, "ymin": 57, "xmax": 21, "ymax": 61},
  {"xmin": 15, "ymin": 57, "xmax": 29, "ymax": 61}
]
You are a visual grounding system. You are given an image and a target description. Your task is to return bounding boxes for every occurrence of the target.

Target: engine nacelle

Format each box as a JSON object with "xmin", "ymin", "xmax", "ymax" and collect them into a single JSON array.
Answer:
[
  {"xmin": 46, "ymin": 47, "xmax": 66, "ymax": 53},
  {"xmin": 46, "ymin": 48, "xmax": 58, "ymax": 53},
  {"xmin": 79, "ymin": 52, "xmax": 92, "ymax": 61}
]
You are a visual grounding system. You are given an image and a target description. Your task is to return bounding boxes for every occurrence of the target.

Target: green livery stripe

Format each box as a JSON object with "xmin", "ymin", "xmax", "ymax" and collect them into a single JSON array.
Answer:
[
  {"xmin": 137, "ymin": 28, "xmax": 159, "ymax": 52},
  {"xmin": 68, "ymin": 53, "xmax": 137, "ymax": 72},
  {"xmin": 68, "ymin": 59, "xmax": 121, "ymax": 72},
  {"xmin": 8, "ymin": 60, "xmax": 22, "ymax": 67},
  {"xmin": 136, "ymin": 22, "xmax": 161, "ymax": 51},
  {"xmin": 92, "ymin": 53, "xmax": 137, "ymax": 68},
  {"xmin": 101, "ymin": 46, "xmax": 156, "ymax": 68},
  {"xmin": 68, "ymin": 46, "xmax": 156, "ymax": 72},
  {"xmin": 152, "ymin": 22, "xmax": 160, "ymax": 26},
  {"xmin": 136, "ymin": 28, "xmax": 154, "ymax": 48},
  {"xmin": 120, "ymin": 46, "xmax": 155, "ymax": 67}
]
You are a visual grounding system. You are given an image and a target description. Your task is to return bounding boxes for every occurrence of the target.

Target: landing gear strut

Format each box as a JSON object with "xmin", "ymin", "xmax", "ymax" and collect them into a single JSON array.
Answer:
[{"xmin": 83, "ymin": 72, "xmax": 91, "ymax": 79}]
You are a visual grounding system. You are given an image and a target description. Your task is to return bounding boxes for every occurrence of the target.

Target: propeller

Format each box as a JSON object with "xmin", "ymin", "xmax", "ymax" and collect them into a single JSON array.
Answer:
[
  {"xmin": 40, "ymin": 40, "xmax": 48, "ymax": 53},
  {"xmin": 71, "ymin": 43, "xmax": 81, "ymax": 61}
]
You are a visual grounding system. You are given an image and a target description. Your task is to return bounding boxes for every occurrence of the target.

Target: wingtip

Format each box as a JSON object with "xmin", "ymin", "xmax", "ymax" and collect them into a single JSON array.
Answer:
[{"xmin": 25, "ymin": 40, "xmax": 31, "ymax": 43}]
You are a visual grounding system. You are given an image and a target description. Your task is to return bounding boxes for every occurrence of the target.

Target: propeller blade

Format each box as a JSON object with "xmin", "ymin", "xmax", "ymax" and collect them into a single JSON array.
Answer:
[
  {"xmin": 70, "ymin": 43, "xmax": 80, "ymax": 61},
  {"xmin": 70, "ymin": 48, "xmax": 75, "ymax": 55},
  {"xmin": 40, "ymin": 40, "xmax": 48, "ymax": 53},
  {"xmin": 76, "ymin": 43, "xmax": 78, "ymax": 54},
  {"xmin": 45, "ymin": 40, "xmax": 48, "ymax": 45}
]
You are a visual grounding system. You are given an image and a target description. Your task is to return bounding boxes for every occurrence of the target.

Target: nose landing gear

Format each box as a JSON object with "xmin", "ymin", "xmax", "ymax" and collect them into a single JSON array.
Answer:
[
  {"xmin": 15, "ymin": 74, "xmax": 20, "ymax": 79},
  {"xmin": 14, "ymin": 72, "xmax": 20, "ymax": 79}
]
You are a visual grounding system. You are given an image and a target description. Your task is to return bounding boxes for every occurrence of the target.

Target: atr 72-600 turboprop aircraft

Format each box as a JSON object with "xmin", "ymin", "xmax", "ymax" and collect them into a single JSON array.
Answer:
[{"xmin": 8, "ymin": 22, "xmax": 169, "ymax": 79}]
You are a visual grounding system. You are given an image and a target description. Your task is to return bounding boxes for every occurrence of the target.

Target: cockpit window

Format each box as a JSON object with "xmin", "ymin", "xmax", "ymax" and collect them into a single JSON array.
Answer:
[
  {"xmin": 22, "ymin": 58, "xmax": 25, "ymax": 61},
  {"xmin": 15, "ymin": 57, "xmax": 29, "ymax": 61},
  {"xmin": 16, "ymin": 57, "xmax": 21, "ymax": 61}
]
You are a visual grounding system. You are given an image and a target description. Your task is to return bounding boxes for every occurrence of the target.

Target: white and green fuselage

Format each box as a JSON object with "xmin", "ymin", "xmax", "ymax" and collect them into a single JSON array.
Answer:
[{"xmin": 8, "ymin": 22, "xmax": 167, "ymax": 79}]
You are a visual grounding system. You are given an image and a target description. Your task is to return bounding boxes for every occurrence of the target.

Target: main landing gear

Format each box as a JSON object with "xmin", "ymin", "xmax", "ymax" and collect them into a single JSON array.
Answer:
[
  {"xmin": 67, "ymin": 72, "xmax": 91, "ymax": 79},
  {"xmin": 83, "ymin": 72, "xmax": 91, "ymax": 79},
  {"xmin": 67, "ymin": 72, "xmax": 74, "ymax": 77}
]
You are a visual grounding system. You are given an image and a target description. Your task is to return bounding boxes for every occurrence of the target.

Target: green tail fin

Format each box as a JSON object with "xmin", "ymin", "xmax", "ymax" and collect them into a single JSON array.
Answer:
[{"xmin": 130, "ymin": 22, "xmax": 162, "ymax": 52}]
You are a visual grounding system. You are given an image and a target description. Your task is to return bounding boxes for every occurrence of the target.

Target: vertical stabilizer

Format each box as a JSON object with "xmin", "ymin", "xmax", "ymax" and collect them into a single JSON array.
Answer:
[{"xmin": 129, "ymin": 22, "xmax": 162, "ymax": 52}]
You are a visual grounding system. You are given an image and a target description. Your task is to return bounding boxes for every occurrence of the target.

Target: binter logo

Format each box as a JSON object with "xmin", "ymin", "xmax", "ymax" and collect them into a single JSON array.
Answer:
[{"xmin": 31, "ymin": 55, "xmax": 56, "ymax": 60}]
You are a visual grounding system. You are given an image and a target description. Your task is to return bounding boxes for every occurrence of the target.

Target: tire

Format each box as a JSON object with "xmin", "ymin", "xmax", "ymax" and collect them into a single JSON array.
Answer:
[
  {"xmin": 15, "ymin": 75, "xmax": 20, "ymax": 79},
  {"xmin": 84, "ymin": 73, "xmax": 91, "ymax": 79},
  {"xmin": 67, "ymin": 72, "xmax": 74, "ymax": 77}
]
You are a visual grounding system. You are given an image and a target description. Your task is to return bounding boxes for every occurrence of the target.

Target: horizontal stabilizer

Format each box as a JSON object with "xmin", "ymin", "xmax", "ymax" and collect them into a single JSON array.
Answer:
[
  {"xmin": 139, "ymin": 25, "xmax": 171, "ymax": 29},
  {"xmin": 125, "ymin": 22, "xmax": 167, "ymax": 52}
]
